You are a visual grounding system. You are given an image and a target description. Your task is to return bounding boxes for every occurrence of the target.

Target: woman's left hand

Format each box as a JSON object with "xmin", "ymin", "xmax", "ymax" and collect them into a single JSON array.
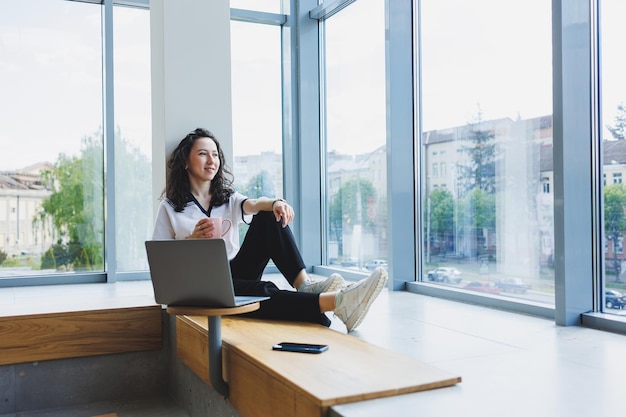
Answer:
[{"xmin": 273, "ymin": 199, "xmax": 294, "ymax": 227}]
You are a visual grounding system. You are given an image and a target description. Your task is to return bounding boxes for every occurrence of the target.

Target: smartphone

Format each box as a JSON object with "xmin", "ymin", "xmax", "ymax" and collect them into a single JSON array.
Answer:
[{"xmin": 272, "ymin": 342, "xmax": 329, "ymax": 354}]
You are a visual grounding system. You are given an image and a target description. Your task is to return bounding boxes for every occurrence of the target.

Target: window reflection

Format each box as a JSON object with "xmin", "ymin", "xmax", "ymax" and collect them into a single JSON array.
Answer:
[
  {"xmin": 113, "ymin": 6, "xmax": 152, "ymax": 272},
  {"xmin": 420, "ymin": 0, "xmax": 554, "ymax": 304},
  {"xmin": 600, "ymin": 0, "xmax": 626, "ymax": 315},
  {"xmin": 323, "ymin": 0, "xmax": 387, "ymax": 273}
]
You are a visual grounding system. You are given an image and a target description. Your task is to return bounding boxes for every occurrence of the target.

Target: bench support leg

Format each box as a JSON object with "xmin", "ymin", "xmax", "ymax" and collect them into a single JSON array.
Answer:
[{"xmin": 208, "ymin": 315, "xmax": 229, "ymax": 398}]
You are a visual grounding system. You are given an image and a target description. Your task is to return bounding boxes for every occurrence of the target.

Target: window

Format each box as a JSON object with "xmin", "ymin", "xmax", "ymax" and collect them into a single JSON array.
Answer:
[
  {"xmin": 113, "ymin": 5, "xmax": 152, "ymax": 273},
  {"xmin": 420, "ymin": 0, "xmax": 553, "ymax": 305},
  {"xmin": 0, "ymin": 1, "xmax": 151, "ymax": 282},
  {"xmin": 600, "ymin": 0, "xmax": 626, "ymax": 313},
  {"xmin": 230, "ymin": 20, "xmax": 283, "ymax": 240},
  {"xmin": 0, "ymin": 0, "xmax": 104, "ymax": 278},
  {"xmin": 231, "ymin": 20, "xmax": 283, "ymax": 197},
  {"xmin": 542, "ymin": 177, "xmax": 550, "ymax": 194},
  {"xmin": 322, "ymin": 0, "xmax": 387, "ymax": 272},
  {"xmin": 612, "ymin": 173, "xmax": 622, "ymax": 184}
]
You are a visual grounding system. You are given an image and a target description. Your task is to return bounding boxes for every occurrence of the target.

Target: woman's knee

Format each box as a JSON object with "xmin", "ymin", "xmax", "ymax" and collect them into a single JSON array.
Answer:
[{"xmin": 251, "ymin": 210, "xmax": 279, "ymax": 226}]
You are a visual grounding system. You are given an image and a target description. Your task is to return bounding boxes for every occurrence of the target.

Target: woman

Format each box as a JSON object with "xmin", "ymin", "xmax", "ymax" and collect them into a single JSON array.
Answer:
[{"xmin": 152, "ymin": 128, "xmax": 387, "ymax": 332}]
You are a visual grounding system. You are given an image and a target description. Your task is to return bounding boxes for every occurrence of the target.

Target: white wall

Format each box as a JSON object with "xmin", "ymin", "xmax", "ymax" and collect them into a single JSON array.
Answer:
[{"xmin": 150, "ymin": 0, "xmax": 234, "ymax": 206}]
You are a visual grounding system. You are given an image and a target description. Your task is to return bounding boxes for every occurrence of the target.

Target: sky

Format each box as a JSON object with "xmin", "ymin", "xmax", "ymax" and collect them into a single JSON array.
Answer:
[
  {"xmin": 1, "ymin": 0, "xmax": 626, "ymax": 171},
  {"xmin": 0, "ymin": 0, "xmax": 152, "ymax": 171},
  {"xmin": 0, "ymin": 1, "xmax": 103, "ymax": 171}
]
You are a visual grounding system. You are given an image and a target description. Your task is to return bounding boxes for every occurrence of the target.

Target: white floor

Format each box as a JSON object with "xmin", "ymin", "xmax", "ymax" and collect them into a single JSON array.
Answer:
[{"xmin": 331, "ymin": 285, "xmax": 626, "ymax": 417}]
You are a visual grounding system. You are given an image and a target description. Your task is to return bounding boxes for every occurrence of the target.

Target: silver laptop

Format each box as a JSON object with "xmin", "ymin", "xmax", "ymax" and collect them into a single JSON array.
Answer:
[{"xmin": 145, "ymin": 239, "xmax": 269, "ymax": 308}]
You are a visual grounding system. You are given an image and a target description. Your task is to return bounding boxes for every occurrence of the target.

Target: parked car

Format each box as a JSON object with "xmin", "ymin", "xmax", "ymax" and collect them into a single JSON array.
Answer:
[
  {"xmin": 462, "ymin": 281, "xmax": 500, "ymax": 295},
  {"xmin": 427, "ymin": 267, "xmax": 462, "ymax": 284},
  {"xmin": 340, "ymin": 258, "xmax": 358, "ymax": 267},
  {"xmin": 364, "ymin": 259, "xmax": 388, "ymax": 271},
  {"xmin": 605, "ymin": 290, "xmax": 626, "ymax": 310},
  {"xmin": 495, "ymin": 277, "xmax": 531, "ymax": 294}
]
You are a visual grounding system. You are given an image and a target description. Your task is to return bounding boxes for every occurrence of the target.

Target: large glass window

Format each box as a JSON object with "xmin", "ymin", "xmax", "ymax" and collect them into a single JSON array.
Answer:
[
  {"xmin": 0, "ymin": 0, "xmax": 104, "ymax": 278},
  {"xmin": 113, "ymin": 5, "xmax": 152, "ymax": 272},
  {"xmin": 322, "ymin": 0, "xmax": 387, "ymax": 273},
  {"xmin": 230, "ymin": 21, "xmax": 283, "ymax": 206},
  {"xmin": 600, "ymin": 0, "xmax": 626, "ymax": 315},
  {"xmin": 420, "ymin": 0, "xmax": 553, "ymax": 304}
]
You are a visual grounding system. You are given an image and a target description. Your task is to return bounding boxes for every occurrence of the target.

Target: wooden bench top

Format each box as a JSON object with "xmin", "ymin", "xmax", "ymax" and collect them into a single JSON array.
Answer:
[{"xmin": 176, "ymin": 315, "xmax": 461, "ymax": 417}]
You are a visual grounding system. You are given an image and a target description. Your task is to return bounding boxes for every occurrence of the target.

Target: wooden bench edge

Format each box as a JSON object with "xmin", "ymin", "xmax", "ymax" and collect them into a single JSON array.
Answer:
[{"xmin": 0, "ymin": 304, "xmax": 163, "ymax": 365}]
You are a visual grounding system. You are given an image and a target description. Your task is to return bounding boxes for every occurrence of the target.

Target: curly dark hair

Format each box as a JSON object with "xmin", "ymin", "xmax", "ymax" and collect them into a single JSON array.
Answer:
[{"xmin": 163, "ymin": 128, "xmax": 235, "ymax": 212}]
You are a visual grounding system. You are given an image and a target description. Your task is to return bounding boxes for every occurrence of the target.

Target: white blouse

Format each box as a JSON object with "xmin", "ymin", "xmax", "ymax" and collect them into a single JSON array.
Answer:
[{"xmin": 152, "ymin": 192, "xmax": 251, "ymax": 260}]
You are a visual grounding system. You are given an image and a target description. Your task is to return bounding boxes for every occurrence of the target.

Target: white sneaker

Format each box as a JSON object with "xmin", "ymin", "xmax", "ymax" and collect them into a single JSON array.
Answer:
[
  {"xmin": 299, "ymin": 273, "xmax": 345, "ymax": 293},
  {"xmin": 334, "ymin": 267, "xmax": 388, "ymax": 332}
]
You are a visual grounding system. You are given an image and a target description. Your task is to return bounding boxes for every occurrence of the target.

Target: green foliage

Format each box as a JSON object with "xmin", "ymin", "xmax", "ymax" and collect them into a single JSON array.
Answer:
[
  {"xmin": 240, "ymin": 171, "xmax": 275, "ymax": 199},
  {"xmin": 1, "ymin": 256, "xmax": 21, "ymax": 268},
  {"xmin": 330, "ymin": 179, "xmax": 376, "ymax": 227},
  {"xmin": 32, "ymin": 127, "xmax": 151, "ymax": 272},
  {"xmin": 460, "ymin": 188, "xmax": 496, "ymax": 230},
  {"xmin": 427, "ymin": 188, "xmax": 455, "ymax": 238},
  {"xmin": 41, "ymin": 248, "xmax": 56, "ymax": 270},
  {"xmin": 0, "ymin": 249, "xmax": 7, "ymax": 265},
  {"xmin": 604, "ymin": 183, "xmax": 626, "ymax": 279},
  {"xmin": 113, "ymin": 126, "xmax": 153, "ymax": 270},
  {"xmin": 74, "ymin": 248, "xmax": 92, "ymax": 271},
  {"xmin": 328, "ymin": 178, "xmax": 377, "ymax": 256},
  {"xmin": 35, "ymin": 131, "xmax": 104, "ymax": 270},
  {"xmin": 604, "ymin": 183, "xmax": 626, "ymax": 233}
]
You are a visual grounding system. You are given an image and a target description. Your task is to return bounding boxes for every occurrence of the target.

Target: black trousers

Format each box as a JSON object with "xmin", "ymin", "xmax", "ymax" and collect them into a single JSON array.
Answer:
[{"xmin": 229, "ymin": 211, "xmax": 330, "ymax": 326}]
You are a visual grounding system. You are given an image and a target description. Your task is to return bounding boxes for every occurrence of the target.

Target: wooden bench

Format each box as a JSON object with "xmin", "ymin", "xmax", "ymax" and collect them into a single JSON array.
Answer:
[
  {"xmin": 175, "ymin": 315, "xmax": 461, "ymax": 417},
  {"xmin": 0, "ymin": 305, "xmax": 162, "ymax": 365}
]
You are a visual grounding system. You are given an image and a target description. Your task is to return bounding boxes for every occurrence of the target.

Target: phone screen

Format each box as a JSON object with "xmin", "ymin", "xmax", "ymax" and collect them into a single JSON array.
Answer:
[{"xmin": 272, "ymin": 342, "xmax": 329, "ymax": 354}]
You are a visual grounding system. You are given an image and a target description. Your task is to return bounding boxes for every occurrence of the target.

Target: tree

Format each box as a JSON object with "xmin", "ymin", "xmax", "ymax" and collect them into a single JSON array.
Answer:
[
  {"xmin": 604, "ymin": 183, "xmax": 626, "ymax": 281},
  {"xmin": 463, "ymin": 188, "xmax": 496, "ymax": 230},
  {"xmin": 328, "ymin": 178, "xmax": 376, "ymax": 256},
  {"xmin": 454, "ymin": 188, "xmax": 496, "ymax": 258},
  {"xmin": 427, "ymin": 188, "xmax": 455, "ymax": 252},
  {"xmin": 604, "ymin": 183, "xmax": 626, "ymax": 231},
  {"xmin": 454, "ymin": 111, "xmax": 498, "ymax": 259},
  {"xmin": 33, "ymin": 127, "xmax": 152, "ymax": 271},
  {"xmin": 607, "ymin": 102, "xmax": 626, "ymax": 140},
  {"xmin": 40, "ymin": 248, "xmax": 56, "ymax": 270},
  {"xmin": 457, "ymin": 117, "xmax": 497, "ymax": 195},
  {"xmin": 35, "ymin": 132, "xmax": 104, "ymax": 270},
  {"xmin": 113, "ymin": 126, "xmax": 153, "ymax": 270},
  {"xmin": 74, "ymin": 247, "xmax": 92, "ymax": 271},
  {"xmin": 241, "ymin": 170, "xmax": 275, "ymax": 199}
]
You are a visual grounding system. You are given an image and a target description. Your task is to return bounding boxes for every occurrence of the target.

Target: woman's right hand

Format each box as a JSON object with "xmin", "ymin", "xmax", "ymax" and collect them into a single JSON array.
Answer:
[{"xmin": 188, "ymin": 218, "xmax": 215, "ymax": 239}]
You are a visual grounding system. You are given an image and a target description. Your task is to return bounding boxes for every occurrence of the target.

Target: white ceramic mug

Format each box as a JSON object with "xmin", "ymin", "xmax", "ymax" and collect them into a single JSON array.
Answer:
[{"xmin": 206, "ymin": 217, "xmax": 232, "ymax": 239}]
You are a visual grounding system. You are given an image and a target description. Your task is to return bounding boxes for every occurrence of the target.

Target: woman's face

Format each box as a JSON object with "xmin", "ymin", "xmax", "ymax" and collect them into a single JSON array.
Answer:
[{"xmin": 186, "ymin": 137, "xmax": 220, "ymax": 183}]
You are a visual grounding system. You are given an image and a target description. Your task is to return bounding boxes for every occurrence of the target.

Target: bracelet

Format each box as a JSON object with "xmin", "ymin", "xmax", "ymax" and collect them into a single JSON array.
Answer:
[{"xmin": 272, "ymin": 198, "xmax": 285, "ymax": 208}]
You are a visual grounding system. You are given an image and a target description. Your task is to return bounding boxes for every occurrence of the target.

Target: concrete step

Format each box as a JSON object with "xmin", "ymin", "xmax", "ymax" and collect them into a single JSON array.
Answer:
[{"xmin": 0, "ymin": 397, "xmax": 189, "ymax": 417}]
